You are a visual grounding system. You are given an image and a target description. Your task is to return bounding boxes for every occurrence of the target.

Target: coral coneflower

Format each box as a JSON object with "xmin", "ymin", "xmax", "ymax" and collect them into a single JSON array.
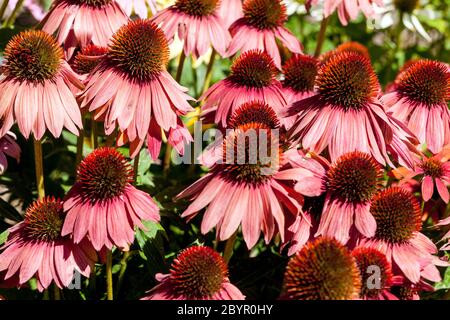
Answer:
[
  {"xmin": 62, "ymin": 148, "xmax": 160, "ymax": 251},
  {"xmin": 151, "ymin": 0, "xmax": 231, "ymax": 58},
  {"xmin": 281, "ymin": 54, "xmax": 318, "ymax": 105},
  {"xmin": 284, "ymin": 52, "xmax": 418, "ymax": 168},
  {"xmin": 320, "ymin": 41, "xmax": 371, "ymax": 63},
  {"xmin": 218, "ymin": 0, "xmax": 243, "ymax": 28},
  {"xmin": 201, "ymin": 50, "xmax": 287, "ymax": 127},
  {"xmin": 72, "ymin": 44, "xmax": 108, "ymax": 77},
  {"xmin": 352, "ymin": 247, "xmax": 400, "ymax": 300},
  {"xmin": 177, "ymin": 115, "xmax": 307, "ymax": 249},
  {"xmin": 226, "ymin": 0, "xmax": 302, "ymax": 69},
  {"xmin": 0, "ymin": 30, "xmax": 83, "ymax": 139},
  {"xmin": 41, "ymin": 0, "xmax": 129, "ymax": 58},
  {"xmin": 360, "ymin": 187, "xmax": 447, "ymax": 283},
  {"xmin": 141, "ymin": 246, "xmax": 245, "ymax": 300},
  {"xmin": 79, "ymin": 19, "xmax": 194, "ymax": 159},
  {"xmin": 116, "ymin": 0, "xmax": 157, "ymax": 18},
  {"xmin": 382, "ymin": 60, "xmax": 450, "ymax": 154},
  {"xmin": 307, "ymin": 0, "xmax": 383, "ymax": 26},
  {"xmin": 0, "ymin": 197, "xmax": 97, "ymax": 291},
  {"xmin": 393, "ymin": 147, "xmax": 450, "ymax": 203},
  {"xmin": 0, "ymin": 132, "xmax": 20, "ymax": 175},
  {"xmin": 290, "ymin": 151, "xmax": 382, "ymax": 243},
  {"xmin": 283, "ymin": 238, "xmax": 361, "ymax": 300}
]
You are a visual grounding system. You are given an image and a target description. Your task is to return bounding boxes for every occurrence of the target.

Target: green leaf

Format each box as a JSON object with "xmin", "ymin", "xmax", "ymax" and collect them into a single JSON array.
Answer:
[
  {"xmin": 135, "ymin": 221, "xmax": 168, "ymax": 274},
  {"xmin": 0, "ymin": 198, "xmax": 22, "ymax": 222},
  {"xmin": 0, "ymin": 229, "xmax": 9, "ymax": 246},
  {"xmin": 435, "ymin": 267, "xmax": 450, "ymax": 290}
]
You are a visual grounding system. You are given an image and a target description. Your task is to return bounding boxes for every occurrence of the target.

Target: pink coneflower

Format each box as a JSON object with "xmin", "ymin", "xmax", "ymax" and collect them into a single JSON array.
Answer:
[
  {"xmin": 151, "ymin": 0, "xmax": 231, "ymax": 58},
  {"xmin": 201, "ymin": 50, "xmax": 287, "ymax": 127},
  {"xmin": 226, "ymin": 0, "xmax": 302, "ymax": 69},
  {"xmin": 393, "ymin": 147, "xmax": 450, "ymax": 203},
  {"xmin": 382, "ymin": 60, "xmax": 450, "ymax": 154},
  {"xmin": 41, "ymin": 0, "xmax": 129, "ymax": 58},
  {"xmin": 78, "ymin": 19, "xmax": 194, "ymax": 159},
  {"xmin": 352, "ymin": 247, "xmax": 400, "ymax": 300},
  {"xmin": 320, "ymin": 41, "xmax": 371, "ymax": 63},
  {"xmin": 0, "ymin": 30, "xmax": 83, "ymax": 139},
  {"xmin": 72, "ymin": 44, "xmax": 108, "ymax": 77},
  {"xmin": 116, "ymin": 0, "xmax": 157, "ymax": 18},
  {"xmin": 176, "ymin": 113, "xmax": 306, "ymax": 249},
  {"xmin": 284, "ymin": 52, "xmax": 418, "ymax": 168},
  {"xmin": 218, "ymin": 0, "xmax": 243, "ymax": 28},
  {"xmin": 62, "ymin": 147, "xmax": 160, "ymax": 251},
  {"xmin": 141, "ymin": 246, "xmax": 245, "ymax": 300},
  {"xmin": 359, "ymin": 187, "xmax": 447, "ymax": 283},
  {"xmin": 281, "ymin": 54, "xmax": 318, "ymax": 104},
  {"xmin": 282, "ymin": 238, "xmax": 361, "ymax": 300},
  {"xmin": 0, "ymin": 197, "xmax": 97, "ymax": 291},
  {"xmin": 307, "ymin": 0, "xmax": 383, "ymax": 26},
  {"xmin": 0, "ymin": 132, "xmax": 20, "ymax": 175},
  {"xmin": 290, "ymin": 151, "xmax": 382, "ymax": 244}
]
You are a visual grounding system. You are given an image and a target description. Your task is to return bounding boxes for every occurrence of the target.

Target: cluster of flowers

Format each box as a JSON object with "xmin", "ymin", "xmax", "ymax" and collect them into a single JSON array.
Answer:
[{"xmin": 0, "ymin": 0, "xmax": 449, "ymax": 300}]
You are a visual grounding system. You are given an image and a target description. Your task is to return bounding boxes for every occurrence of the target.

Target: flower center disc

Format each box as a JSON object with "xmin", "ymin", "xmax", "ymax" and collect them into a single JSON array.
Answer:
[
  {"xmin": 316, "ymin": 52, "xmax": 379, "ymax": 111},
  {"xmin": 3, "ymin": 30, "xmax": 63, "ymax": 82},
  {"xmin": 108, "ymin": 20, "xmax": 169, "ymax": 82},
  {"xmin": 218, "ymin": 123, "xmax": 281, "ymax": 185},
  {"xmin": 243, "ymin": 0, "xmax": 287, "ymax": 30},
  {"xmin": 174, "ymin": 0, "xmax": 219, "ymax": 16},
  {"xmin": 283, "ymin": 54, "xmax": 318, "ymax": 93},
  {"xmin": 420, "ymin": 158, "xmax": 444, "ymax": 178},
  {"xmin": 24, "ymin": 197, "xmax": 64, "ymax": 242},
  {"xmin": 396, "ymin": 60, "xmax": 449, "ymax": 106},
  {"xmin": 370, "ymin": 188, "xmax": 422, "ymax": 244},
  {"xmin": 66, "ymin": 0, "xmax": 113, "ymax": 7},
  {"xmin": 229, "ymin": 50, "xmax": 277, "ymax": 88},
  {"xmin": 228, "ymin": 101, "xmax": 280, "ymax": 129},
  {"xmin": 77, "ymin": 147, "xmax": 133, "ymax": 201},
  {"xmin": 352, "ymin": 247, "xmax": 393, "ymax": 299},
  {"xmin": 327, "ymin": 151, "xmax": 382, "ymax": 204},
  {"xmin": 284, "ymin": 238, "xmax": 361, "ymax": 300},
  {"xmin": 170, "ymin": 246, "xmax": 228, "ymax": 299},
  {"xmin": 73, "ymin": 45, "xmax": 107, "ymax": 75}
]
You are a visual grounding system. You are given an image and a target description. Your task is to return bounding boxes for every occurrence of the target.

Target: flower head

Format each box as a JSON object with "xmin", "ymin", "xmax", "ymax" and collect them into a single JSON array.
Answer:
[
  {"xmin": 72, "ymin": 45, "xmax": 108, "ymax": 76},
  {"xmin": 283, "ymin": 238, "xmax": 361, "ymax": 300},
  {"xmin": 142, "ymin": 246, "xmax": 245, "ymax": 300},
  {"xmin": 0, "ymin": 197, "xmax": 97, "ymax": 291},
  {"xmin": 0, "ymin": 30, "xmax": 83, "ymax": 139},
  {"xmin": 62, "ymin": 147, "xmax": 160, "ymax": 251}
]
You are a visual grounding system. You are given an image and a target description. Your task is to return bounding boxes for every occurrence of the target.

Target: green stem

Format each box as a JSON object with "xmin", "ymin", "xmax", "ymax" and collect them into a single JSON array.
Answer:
[
  {"xmin": 3, "ymin": 0, "xmax": 24, "ymax": 28},
  {"xmin": 91, "ymin": 118, "xmax": 98, "ymax": 149},
  {"xmin": 115, "ymin": 251, "xmax": 131, "ymax": 299},
  {"xmin": 53, "ymin": 284, "xmax": 61, "ymax": 300},
  {"xmin": 33, "ymin": 138, "xmax": 45, "ymax": 199},
  {"xmin": 202, "ymin": 49, "xmax": 217, "ymax": 94},
  {"xmin": 133, "ymin": 151, "xmax": 140, "ymax": 183},
  {"xmin": 175, "ymin": 51, "xmax": 186, "ymax": 83},
  {"xmin": 106, "ymin": 250, "xmax": 113, "ymax": 300},
  {"xmin": 42, "ymin": 289, "xmax": 49, "ymax": 300},
  {"xmin": 314, "ymin": 16, "xmax": 330, "ymax": 58},
  {"xmin": 0, "ymin": 0, "xmax": 10, "ymax": 21},
  {"xmin": 75, "ymin": 128, "xmax": 85, "ymax": 167},
  {"xmin": 223, "ymin": 231, "xmax": 238, "ymax": 263}
]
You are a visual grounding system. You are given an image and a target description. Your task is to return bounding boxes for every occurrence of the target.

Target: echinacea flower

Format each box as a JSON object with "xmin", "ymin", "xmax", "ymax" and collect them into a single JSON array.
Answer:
[
  {"xmin": 0, "ymin": 132, "xmax": 20, "ymax": 175},
  {"xmin": 152, "ymin": 0, "xmax": 231, "ymax": 58},
  {"xmin": 320, "ymin": 41, "xmax": 371, "ymax": 63},
  {"xmin": 226, "ymin": 0, "xmax": 302, "ymax": 69},
  {"xmin": 78, "ymin": 19, "xmax": 194, "ymax": 159},
  {"xmin": 307, "ymin": 0, "xmax": 383, "ymax": 26},
  {"xmin": 116, "ymin": 0, "xmax": 157, "ymax": 18},
  {"xmin": 201, "ymin": 50, "xmax": 287, "ymax": 127},
  {"xmin": 176, "ymin": 108, "xmax": 306, "ymax": 249},
  {"xmin": 0, "ymin": 30, "xmax": 83, "ymax": 139},
  {"xmin": 141, "ymin": 246, "xmax": 245, "ymax": 300},
  {"xmin": 284, "ymin": 51, "xmax": 418, "ymax": 168},
  {"xmin": 0, "ymin": 197, "xmax": 97, "ymax": 292},
  {"xmin": 62, "ymin": 147, "xmax": 160, "ymax": 251},
  {"xmin": 41, "ymin": 0, "xmax": 129, "ymax": 58},
  {"xmin": 282, "ymin": 237, "xmax": 361, "ymax": 300},
  {"xmin": 392, "ymin": 147, "xmax": 450, "ymax": 203},
  {"xmin": 359, "ymin": 187, "xmax": 447, "ymax": 283},
  {"xmin": 291, "ymin": 151, "xmax": 382, "ymax": 244},
  {"xmin": 382, "ymin": 59, "xmax": 450, "ymax": 154},
  {"xmin": 72, "ymin": 44, "xmax": 108, "ymax": 78},
  {"xmin": 352, "ymin": 247, "xmax": 400, "ymax": 300},
  {"xmin": 281, "ymin": 54, "xmax": 319, "ymax": 104},
  {"xmin": 218, "ymin": 0, "xmax": 243, "ymax": 28}
]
